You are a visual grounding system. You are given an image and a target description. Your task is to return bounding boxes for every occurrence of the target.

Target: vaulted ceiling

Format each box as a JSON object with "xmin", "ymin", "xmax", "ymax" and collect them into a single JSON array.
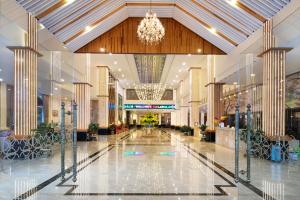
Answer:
[{"xmin": 16, "ymin": 0, "xmax": 291, "ymax": 53}]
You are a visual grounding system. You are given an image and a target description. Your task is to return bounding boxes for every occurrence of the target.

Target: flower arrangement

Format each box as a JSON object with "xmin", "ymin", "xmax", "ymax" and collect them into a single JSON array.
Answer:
[{"xmin": 140, "ymin": 112, "xmax": 159, "ymax": 126}]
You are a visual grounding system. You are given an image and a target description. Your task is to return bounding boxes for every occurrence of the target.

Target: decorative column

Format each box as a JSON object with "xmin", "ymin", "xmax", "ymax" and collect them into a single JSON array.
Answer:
[
  {"xmin": 259, "ymin": 20, "xmax": 292, "ymax": 137},
  {"xmin": 97, "ymin": 66, "xmax": 109, "ymax": 134},
  {"xmin": 206, "ymin": 55, "xmax": 223, "ymax": 130},
  {"xmin": 178, "ymin": 80, "xmax": 187, "ymax": 126},
  {"xmin": 158, "ymin": 114, "xmax": 162, "ymax": 125},
  {"xmin": 189, "ymin": 67, "xmax": 206, "ymax": 136},
  {"xmin": 8, "ymin": 14, "xmax": 41, "ymax": 135},
  {"xmin": 73, "ymin": 83, "xmax": 92, "ymax": 132},
  {"xmin": 0, "ymin": 83, "xmax": 8, "ymax": 129},
  {"xmin": 114, "ymin": 80, "xmax": 119, "ymax": 125},
  {"xmin": 73, "ymin": 54, "xmax": 92, "ymax": 133}
]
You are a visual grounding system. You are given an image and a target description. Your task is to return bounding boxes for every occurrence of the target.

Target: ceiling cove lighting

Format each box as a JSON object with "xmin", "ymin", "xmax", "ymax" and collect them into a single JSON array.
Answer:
[{"xmin": 137, "ymin": 2, "xmax": 165, "ymax": 45}]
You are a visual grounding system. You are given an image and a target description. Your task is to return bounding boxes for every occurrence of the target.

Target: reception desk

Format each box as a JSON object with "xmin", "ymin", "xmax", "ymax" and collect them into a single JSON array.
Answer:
[{"xmin": 215, "ymin": 127, "xmax": 235, "ymax": 149}]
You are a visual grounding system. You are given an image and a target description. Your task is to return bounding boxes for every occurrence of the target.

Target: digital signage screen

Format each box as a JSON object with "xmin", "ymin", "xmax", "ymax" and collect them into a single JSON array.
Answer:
[{"xmin": 124, "ymin": 104, "xmax": 175, "ymax": 110}]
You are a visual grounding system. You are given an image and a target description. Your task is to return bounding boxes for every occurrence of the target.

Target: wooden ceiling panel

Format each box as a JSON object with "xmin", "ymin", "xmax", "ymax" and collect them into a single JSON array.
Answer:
[{"xmin": 75, "ymin": 18, "xmax": 225, "ymax": 55}]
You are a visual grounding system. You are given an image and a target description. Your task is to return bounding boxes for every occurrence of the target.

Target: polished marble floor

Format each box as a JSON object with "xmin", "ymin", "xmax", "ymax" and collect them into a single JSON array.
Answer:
[{"xmin": 0, "ymin": 129, "xmax": 299, "ymax": 200}]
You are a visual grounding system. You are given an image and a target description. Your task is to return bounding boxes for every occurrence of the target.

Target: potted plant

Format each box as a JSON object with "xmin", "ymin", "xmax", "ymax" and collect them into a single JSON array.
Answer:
[
  {"xmin": 200, "ymin": 124, "xmax": 207, "ymax": 132},
  {"xmin": 109, "ymin": 124, "xmax": 117, "ymax": 134},
  {"xmin": 88, "ymin": 123, "xmax": 99, "ymax": 135},
  {"xmin": 180, "ymin": 125, "xmax": 193, "ymax": 136}
]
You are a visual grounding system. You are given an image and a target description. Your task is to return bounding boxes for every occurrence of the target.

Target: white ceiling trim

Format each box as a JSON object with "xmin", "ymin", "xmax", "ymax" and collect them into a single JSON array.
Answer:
[
  {"xmin": 66, "ymin": 7, "xmax": 128, "ymax": 52},
  {"xmin": 15, "ymin": 0, "xmax": 291, "ymax": 53}
]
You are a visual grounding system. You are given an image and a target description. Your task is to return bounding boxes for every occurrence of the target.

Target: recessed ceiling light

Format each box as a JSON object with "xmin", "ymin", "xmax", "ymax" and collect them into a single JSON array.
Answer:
[
  {"xmin": 176, "ymin": 75, "xmax": 178, "ymax": 78},
  {"xmin": 54, "ymin": 87, "xmax": 58, "ymax": 90},
  {"xmin": 39, "ymin": 23, "xmax": 45, "ymax": 30},
  {"xmin": 7, "ymin": 88, "xmax": 11, "ymax": 91},
  {"xmin": 0, "ymin": 78, "xmax": 3, "ymax": 82},
  {"xmin": 197, "ymin": 48, "xmax": 202, "ymax": 53},
  {"xmin": 122, "ymin": 74, "xmax": 125, "ymax": 78},
  {"xmin": 85, "ymin": 25, "xmax": 93, "ymax": 32},
  {"xmin": 187, "ymin": 54, "xmax": 191, "ymax": 57},
  {"xmin": 250, "ymin": 73, "xmax": 255, "ymax": 77},
  {"xmin": 50, "ymin": 93, "xmax": 53, "ymax": 96},
  {"xmin": 114, "ymin": 61, "xmax": 118, "ymax": 65},
  {"xmin": 100, "ymin": 47, "xmax": 105, "ymax": 52},
  {"xmin": 233, "ymin": 82, "xmax": 237, "ymax": 85},
  {"xmin": 178, "ymin": 69, "xmax": 182, "ymax": 73},
  {"xmin": 65, "ymin": 0, "xmax": 75, "ymax": 6},
  {"xmin": 60, "ymin": 78, "xmax": 65, "ymax": 82},
  {"xmin": 209, "ymin": 27, "xmax": 217, "ymax": 34},
  {"xmin": 118, "ymin": 68, "xmax": 122, "ymax": 72},
  {"xmin": 182, "ymin": 62, "xmax": 186, "ymax": 66},
  {"xmin": 227, "ymin": 0, "xmax": 238, "ymax": 7},
  {"xmin": 0, "ymin": 69, "xmax": 2, "ymax": 72}
]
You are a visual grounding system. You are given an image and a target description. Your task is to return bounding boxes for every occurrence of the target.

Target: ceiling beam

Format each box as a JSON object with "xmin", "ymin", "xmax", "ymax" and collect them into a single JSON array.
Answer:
[
  {"xmin": 63, "ymin": 4, "xmax": 126, "ymax": 44},
  {"xmin": 36, "ymin": 0, "xmax": 66, "ymax": 19},
  {"xmin": 52, "ymin": 0, "xmax": 110, "ymax": 34},
  {"xmin": 175, "ymin": 4, "xmax": 238, "ymax": 46},
  {"xmin": 236, "ymin": 1, "xmax": 266, "ymax": 22},
  {"xmin": 125, "ymin": 2, "xmax": 175, "ymax": 7},
  {"xmin": 190, "ymin": 0, "xmax": 249, "ymax": 37}
]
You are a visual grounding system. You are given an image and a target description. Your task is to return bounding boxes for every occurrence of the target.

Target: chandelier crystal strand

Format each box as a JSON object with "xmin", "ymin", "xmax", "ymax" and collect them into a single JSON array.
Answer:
[
  {"xmin": 135, "ymin": 83, "xmax": 166, "ymax": 101},
  {"xmin": 137, "ymin": 10, "xmax": 165, "ymax": 45}
]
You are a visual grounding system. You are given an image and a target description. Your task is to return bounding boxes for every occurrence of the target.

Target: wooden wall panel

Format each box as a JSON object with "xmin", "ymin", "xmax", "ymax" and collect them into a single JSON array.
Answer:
[{"xmin": 76, "ymin": 18, "xmax": 225, "ymax": 55}]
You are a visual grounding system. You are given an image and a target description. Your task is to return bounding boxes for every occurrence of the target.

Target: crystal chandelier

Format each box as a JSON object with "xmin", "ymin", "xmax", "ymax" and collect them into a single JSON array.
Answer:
[
  {"xmin": 137, "ymin": 9, "xmax": 165, "ymax": 45},
  {"xmin": 135, "ymin": 83, "xmax": 166, "ymax": 101}
]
